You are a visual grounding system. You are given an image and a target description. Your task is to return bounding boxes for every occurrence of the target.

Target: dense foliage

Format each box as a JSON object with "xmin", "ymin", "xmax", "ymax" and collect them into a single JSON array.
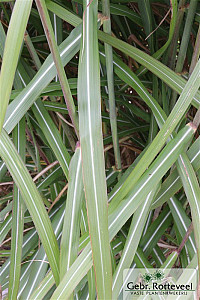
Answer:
[{"xmin": 0, "ymin": 0, "xmax": 200, "ymax": 299}]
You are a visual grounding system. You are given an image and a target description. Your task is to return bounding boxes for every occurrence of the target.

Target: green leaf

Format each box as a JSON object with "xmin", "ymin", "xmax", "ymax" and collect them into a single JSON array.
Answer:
[
  {"xmin": 112, "ymin": 185, "xmax": 160, "ymax": 298},
  {"xmin": 8, "ymin": 119, "xmax": 25, "ymax": 300},
  {"xmin": 0, "ymin": 129, "xmax": 60, "ymax": 285},
  {"xmin": 29, "ymin": 271, "xmax": 54, "ymax": 300},
  {"xmin": 77, "ymin": 0, "xmax": 112, "ymax": 297},
  {"xmin": 60, "ymin": 147, "xmax": 83, "ymax": 280},
  {"xmin": 0, "ymin": 0, "xmax": 32, "ymax": 132},
  {"xmin": 98, "ymin": 31, "xmax": 200, "ymax": 109},
  {"xmin": 35, "ymin": 0, "xmax": 79, "ymax": 136},
  {"xmin": 20, "ymin": 206, "xmax": 65, "ymax": 299},
  {"xmin": 50, "ymin": 123, "xmax": 195, "ymax": 298},
  {"xmin": 109, "ymin": 55, "xmax": 200, "ymax": 210},
  {"xmin": 176, "ymin": 153, "xmax": 200, "ymax": 268},
  {"xmin": 3, "ymin": 24, "xmax": 82, "ymax": 134},
  {"xmin": 32, "ymin": 99, "xmax": 70, "ymax": 179}
]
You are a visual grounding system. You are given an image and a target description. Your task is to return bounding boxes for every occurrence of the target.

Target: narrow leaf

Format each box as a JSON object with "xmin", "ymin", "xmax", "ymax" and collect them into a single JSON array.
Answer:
[
  {"xmin": 77, "ymin": 0, "xmax": 112, "ymax": 297},
  {"xmin": 0, "ymin": 129, "xmax": 60, "ymax": 285},
  {"xmin": 0, "ymin": 0, "xmax": 32, "ymax": 132}
]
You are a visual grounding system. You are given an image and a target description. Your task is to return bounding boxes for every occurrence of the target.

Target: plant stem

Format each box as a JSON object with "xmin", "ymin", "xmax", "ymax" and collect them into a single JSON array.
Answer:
[
  {"xmin": 101, "ymin": 0, "xmax": 121, "ymax": 172},
  {"xmin": 35, "ymin": 0, "xmax": 79, "ymax": 138}
]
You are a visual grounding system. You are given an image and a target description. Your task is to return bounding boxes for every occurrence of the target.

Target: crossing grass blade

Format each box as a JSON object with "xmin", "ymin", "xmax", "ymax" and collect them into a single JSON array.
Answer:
[
  {"xmin": 8, "ymin": 119, "xmax": 25, "ymax": 300},
  {"xmin": 108, "ymin": 59, "xmax": 200, "ymax": 209},
  {"xmin": 50, "ymin": 122, "xmax": 195, "ymax": 299},
  {"xmin": 0, "ymin": 0, "xmax": 32, "ymax": 132},
  {"xmin": 0, "ymin": 207, "xmax": 61, "ymax": 287},
  {"xmin": 168, "ymin": 196, "xmax": 196, "ymax": 259},
  {"xmin": 47, "ymin": 1, "xmax": 200, "ymax": 110},
  {"xmin": 20, "ymin": 206, "xmax": 65, "ymax": 299},
  {"xmin": 47, "ymin": 2, "xmax": 200, "ymax": 212},
  {"xmin": 108, "ymin": 123, "xmax": 196, "ymax": 238},
  {"xmin": 77, "ymin": 0, "xmax": 112, "ymax": 297},
  {"xmin": 112, "ymin": 185, "xmax": 159, "ymax": 298},
  {"xmin": 1, "ymin": 1, "xmax": 200, "ymax": 298},
  {"xmin": 152, "ymin": 137, "xmax": 200, "ymax": 209},
  {"xmin": 176, "ymin": 153, "xmax": 200, "ymax": 276},
  {"xmin": 98, "ymin": 31, "xmax": 200, "ymax": 109},
  {"xmin": 3, "ymin": 24, "xmax": 82, "ymax": 134},
  {"xmin": 102, "ymin": 0, "xmax": 121, "ymax": 171},
  {"xmin": 0, "ymin": 129, "xmax": 60, "ymax": 285},
  {"xmin": 0, "ymin": 214, "xmax": 12, "ymax": 245},
  {"xmin": 32, "ymin": 99, "xmax": 71, "ymax": 179},
  {"xmin": 60, "ymin": 146, "xmax": 83, "ymax": 280},
  {"xmin": 35, "ymin": 0, "xmax": 79, "ymax": 136},
  {"xmin": 29, "ymin": 271, "xmax": 54, "ymax": 300}
]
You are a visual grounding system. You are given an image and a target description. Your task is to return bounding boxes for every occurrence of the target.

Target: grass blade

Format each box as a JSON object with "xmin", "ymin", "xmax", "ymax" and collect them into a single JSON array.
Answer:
[
  {"xmin": 168, "ymin": 196, "xmax": 196, "ymax": 259},
  {"xmin": 50, "ymin": 122, "xmax": 195, "ymax": 298},
  {"xmin": 0, "ymin": 130, "xmax": 60, "ymax": 285},
  {"xmin": 30, "ymin": 271, "xmax": 54, "ymax": 300},
  {"xmin": 32, "ymin": 99, "xmax": 70, "ymax": 179},
  {"xmin": 109, "ymin": 57, "xmax": 200, "ymax": 209},
  {"xmin": 0, "ymin": 214, "xmax": 12, "ymax": 245},
  {"xmin": 8, "ymin": 119, "xmax": 25, "ymax": 300},
  {"xmin": 102, "ymin": 0, "xmax": 121, "ymax": 171},
  {"xmin": 108, "ymin": 123, "xmax": 196, "ymax": 239},
  {"xmin": 20, "ymin": 206, "xmax": 65, "ymax": 299},
  {"xmin": 35, "ymin": 0, "xmax": 79, "ymax": 136},
  {"xmin": 98, "ymin": 31, "xmax": 200, "ymax": 109},
  {"xmin": 152, "ymin": 137, "xmax": 200, "ymax": 209},
  {"xmin": 0, "ymin": 0, "xmax": 32, "ymax": 132},
  {"xmin": 3, "ymin": 24, "xmax": 81, "ymax": 134},
  {"xmin": 176, "ymin": 153, "xmax": 200, "ymax": 277},
  {"xmin": 112, "ymin": 185, "xmax": 159, "ymax": 298},
  {"xmin": 78, "ymin": 0, "xmax": 112, "ymax": 297},
  {"xmin": 60, "ymin": 146, "xmax": 83, "ymax": 280}
]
